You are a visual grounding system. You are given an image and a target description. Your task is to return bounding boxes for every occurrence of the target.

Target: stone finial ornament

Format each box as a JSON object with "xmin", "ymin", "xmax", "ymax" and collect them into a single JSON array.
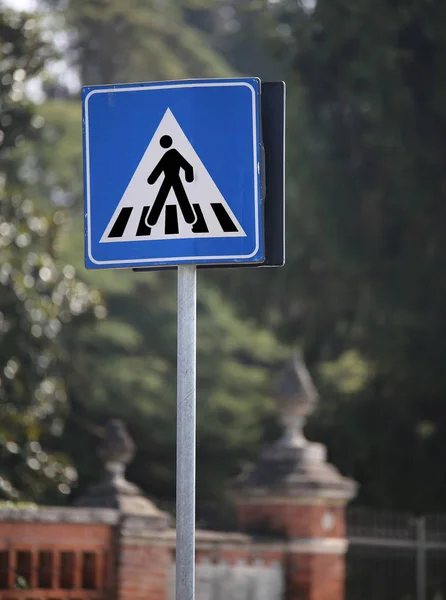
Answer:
[
  {"xmin": 275, "ymin": 351, "xmax": 318, "ymax": 448},
  {"xmin": 234, "ymin": 352, "xmax": 357, "ymax": 500},
  {"xmin": 75, "ymin": 419, "xmax": 170, "ymax": 527},
  {"xmin": 98, "ymin": 418, "xmax": 136, "ymax": 483}
]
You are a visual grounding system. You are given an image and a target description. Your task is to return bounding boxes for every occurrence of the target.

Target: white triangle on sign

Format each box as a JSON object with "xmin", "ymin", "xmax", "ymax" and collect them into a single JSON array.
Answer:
[{"xmin": 100, "ymin": 108, "xmax": 246, "ymax": 243}]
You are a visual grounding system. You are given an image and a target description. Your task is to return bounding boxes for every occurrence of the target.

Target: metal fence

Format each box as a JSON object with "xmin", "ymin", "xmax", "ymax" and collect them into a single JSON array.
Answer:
[{"xmin": 346, "ymin": 508, "xmax": 446, "ymax": 600}]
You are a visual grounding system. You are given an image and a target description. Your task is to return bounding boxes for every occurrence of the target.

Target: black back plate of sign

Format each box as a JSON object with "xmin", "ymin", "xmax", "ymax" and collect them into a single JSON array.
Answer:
[
  {"xmin": 133, "ymin": 80, "xmax": 285, "ymax": 272},
  {"xmin": 260, "ymin": 80, "xmax": 286, "ymax": 267}
]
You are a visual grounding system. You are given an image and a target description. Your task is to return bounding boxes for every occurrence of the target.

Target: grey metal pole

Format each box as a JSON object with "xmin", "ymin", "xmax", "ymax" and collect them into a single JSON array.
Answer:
[
  {"xmin": 416, "ymin": 516, "xmax": 426, "ymax": 600},
  {"xmin": 176, "ymin": 265, "xmax": 197, "ymax": 600}
]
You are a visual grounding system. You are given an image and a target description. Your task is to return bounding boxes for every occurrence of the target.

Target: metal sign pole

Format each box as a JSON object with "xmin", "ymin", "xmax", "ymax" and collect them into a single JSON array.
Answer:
[
  {"xmin": 416, "ymin": 516, "xmax": 426, "ymax": 600},
  {"xmin": 176, "ymin": 264, "xmax": 197, "ymax": 600}
]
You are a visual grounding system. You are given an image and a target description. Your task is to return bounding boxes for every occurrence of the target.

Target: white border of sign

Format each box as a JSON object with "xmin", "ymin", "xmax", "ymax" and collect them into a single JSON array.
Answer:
[{"xmin": 84, "ymin": 81, "xmax": 260, "ymax": 266}]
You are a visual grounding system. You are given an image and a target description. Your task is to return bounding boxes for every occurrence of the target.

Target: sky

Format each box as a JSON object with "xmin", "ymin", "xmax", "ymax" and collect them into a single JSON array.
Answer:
[{"xmin": 2, "ymin": 0, "xmax": 37, "ymax": 9}]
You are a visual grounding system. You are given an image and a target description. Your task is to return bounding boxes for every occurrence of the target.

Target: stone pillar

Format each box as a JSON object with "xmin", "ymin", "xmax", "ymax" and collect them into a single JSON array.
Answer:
[
  {"xmin": 234, "ymin": 354, "xmax": 357, "ymax": 600},
  {"xmin": 76, "ymin": 419, "xmax": 172, "ymax": 600},
  {"xmin": 118, "ymin": 515, "xmax": 171, "ymax": 600}
]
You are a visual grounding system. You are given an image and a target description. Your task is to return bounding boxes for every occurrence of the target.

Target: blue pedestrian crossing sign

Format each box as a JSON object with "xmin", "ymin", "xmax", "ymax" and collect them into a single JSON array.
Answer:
[{"xmin": 82, "ymin": 78, "xmax": 264, "ymax": 269}]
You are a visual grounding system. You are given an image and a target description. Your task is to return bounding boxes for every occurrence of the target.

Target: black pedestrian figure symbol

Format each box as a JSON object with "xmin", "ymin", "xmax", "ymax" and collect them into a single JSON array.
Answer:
[{"xmin": 146, "ymin": 135, "xmax": 195, "ymax": 227}]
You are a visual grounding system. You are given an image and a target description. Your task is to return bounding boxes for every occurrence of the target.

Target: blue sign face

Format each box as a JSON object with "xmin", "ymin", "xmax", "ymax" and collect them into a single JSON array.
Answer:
[{"xmin": 82, "ymin": 78, "xmax": 263, "ymax": 269}]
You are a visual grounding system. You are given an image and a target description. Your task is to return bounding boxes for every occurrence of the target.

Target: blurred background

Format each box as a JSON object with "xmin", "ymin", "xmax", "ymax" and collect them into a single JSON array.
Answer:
[{"xmin": 1, "ymin": 0, "xmax": 446, "ymax": 535}]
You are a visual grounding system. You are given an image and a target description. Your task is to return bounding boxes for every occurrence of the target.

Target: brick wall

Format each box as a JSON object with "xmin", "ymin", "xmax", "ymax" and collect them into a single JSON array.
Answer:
[
  {"xmin": 0, "ymin": 508, "xmax": 116, "ymax": 600},
  {"xmin": 237, "ymin": 502, "xmax": 345, "ymax": 539},
  {"xmin": 118, "ymin": 545, "xmax": 170, "ymax": 600},
  {"xmin": 0, "ymin": 502, "xmax": 349, "ymax": 600},
  {"xmin": 236, "ymin": 498, "xmax": 350, "ymax": 600},
  {"xmin": 287, "ymin": 554, "xmax": 345, "ymax": 600}
]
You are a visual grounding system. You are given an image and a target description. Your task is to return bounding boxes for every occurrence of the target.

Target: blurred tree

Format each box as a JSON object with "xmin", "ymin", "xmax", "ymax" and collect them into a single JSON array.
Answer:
[
  {"xmin": 0, "ymin": 7, "xmax": 102, "ymax": 503},
  {"xmin": 40, "ymin": 0, "xmax": 233, "ymax": 84},
  {"xmin": 61, "ymin": 273, "xmax": 285, "ymax": 526},
  {"xmin": 250, "ymin": 0, "xmax": 446, "ymax": 512}
]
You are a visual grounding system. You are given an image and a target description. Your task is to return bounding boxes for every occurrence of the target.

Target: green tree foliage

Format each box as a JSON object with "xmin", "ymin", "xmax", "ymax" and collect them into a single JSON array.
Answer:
[
  {"xmin": 0, "ymin": 7, "xmax": 102, "ymax": 503},
  {"xmin": 41, "ymin": 0, "xmax": 233, "ymax": 84},
  {"xmin": 62, "ymin": 272, "xmax": 285, "ymax": 525},
  {"xmin": 231, "ymin": 0, "xmax": 446, "ymax": 511}
]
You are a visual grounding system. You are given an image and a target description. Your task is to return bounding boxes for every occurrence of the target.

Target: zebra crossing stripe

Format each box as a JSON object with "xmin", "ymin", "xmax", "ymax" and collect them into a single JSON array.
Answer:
[
  {"xmin": 136, "ymin": 207, "xmax": 152, "ymax": 236},
  {"xmin": 107, "ymin": 201, "xmax": 244, "ymax": 240},
  {"xmin": 211, "ymin": 203, "xmax": 238, "ymax": 233},
  {"xmin": 165, "ymin": 205, "xmax": 179, "ymax": 234},
  {"xmin": 192, "ymin": 204, "xmax": 208, "ymax": 234},
  {"xmin": 108, "ymin": 207, "xmax": 133, "ymax": 238}
]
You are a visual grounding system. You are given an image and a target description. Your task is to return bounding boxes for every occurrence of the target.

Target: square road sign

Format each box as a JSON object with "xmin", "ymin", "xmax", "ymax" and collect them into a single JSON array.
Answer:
[{"xmin": 83, "ymin": 78, "xmax": 263, "ymax": 269}]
